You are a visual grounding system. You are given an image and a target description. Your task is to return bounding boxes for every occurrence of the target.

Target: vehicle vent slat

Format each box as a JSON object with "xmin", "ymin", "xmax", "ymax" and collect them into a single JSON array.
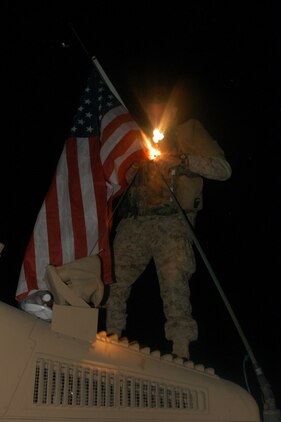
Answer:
[{"xmin": 33, "ymin": 358, "xmax": 207, "ymax": 411}]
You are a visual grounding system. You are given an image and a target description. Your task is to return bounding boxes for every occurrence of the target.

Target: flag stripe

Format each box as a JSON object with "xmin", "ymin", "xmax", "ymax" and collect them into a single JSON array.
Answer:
[
  {"xmin": 66, "ymin": 138, "xmax": 88, "ymax": 259},
  {"xmin": 23, "ymin": 234, "xmax": 37, "ymax": 290},
  {"xmin": 78, "ymin": 138, "xmax": 99, "ymax": 255},
  {"xmin": 45, "ymin": 175, "xmax": 62, "ymax": 265},
  {"xmin": 113, "ymin": 148, "xmax": 146, "ymax": 197},
  {"xmin": 102, "ymin": 129, "xmax": 141, "ymax": 180},
  {"xmin": 35, "ymin": 203, "xmax": 51, "ymax": 287},
  {"xmin": 89, "ymin": 135, "xmax": 105, "ymax": 254},
  {"xmin": 56, "ymin": 146, "xmax": 74, "ymax": 263},
  {"xmin": 101, "ymin": 108, "xmax": 134, "ymax": 146},
  {"xmin": 89, "ymin": 136, "xmax": 112, "ymax": 283}
]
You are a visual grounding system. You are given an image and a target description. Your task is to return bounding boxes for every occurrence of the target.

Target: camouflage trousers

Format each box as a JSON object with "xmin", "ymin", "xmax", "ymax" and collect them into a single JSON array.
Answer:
[{"xmin": 106, "ymin": 214, "xmax": 198, "ymax": 358}]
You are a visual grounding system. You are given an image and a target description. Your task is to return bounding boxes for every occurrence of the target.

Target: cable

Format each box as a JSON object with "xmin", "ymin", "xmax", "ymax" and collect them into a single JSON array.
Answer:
[
  {"xmin": 155, "ymin": 161, "xmax": 281, "ymax": 422},
  {"xmin": 243, "ymin": 354, "xmax": 251, "ymax": 394}
]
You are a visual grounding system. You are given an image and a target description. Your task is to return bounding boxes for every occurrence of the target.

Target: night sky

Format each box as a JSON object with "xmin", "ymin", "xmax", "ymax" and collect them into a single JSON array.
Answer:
[{"xmin": 2, "ymin": 1, "xmax": 281, "ymax": 413}]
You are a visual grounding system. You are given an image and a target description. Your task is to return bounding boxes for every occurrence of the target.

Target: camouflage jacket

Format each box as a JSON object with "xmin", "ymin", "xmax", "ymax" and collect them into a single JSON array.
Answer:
[{"xmin": 122, "ymin": 119, "xmax": 232, "ymax": 217}]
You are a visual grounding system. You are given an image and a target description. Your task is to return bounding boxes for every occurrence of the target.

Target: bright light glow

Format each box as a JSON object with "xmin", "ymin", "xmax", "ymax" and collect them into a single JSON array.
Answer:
[
  {"xmin": 152, "ymin": 129, "xmax": 164, "ymax": 144},
  {"xmin": 142, "ymin": 132, "xmax": 162, "ymax": 160}
]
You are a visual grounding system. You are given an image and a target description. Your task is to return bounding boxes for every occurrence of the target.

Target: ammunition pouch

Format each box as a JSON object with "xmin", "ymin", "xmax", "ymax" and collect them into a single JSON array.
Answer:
[{"xmin": 176, "ymin": 174, "xmax": 203, "ymax": 211}]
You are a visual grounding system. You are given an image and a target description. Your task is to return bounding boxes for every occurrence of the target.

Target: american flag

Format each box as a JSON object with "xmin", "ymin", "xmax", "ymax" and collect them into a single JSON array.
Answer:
[{"xmin": 15, "ymin": 61, "xmax": 146, "ymax": 301}]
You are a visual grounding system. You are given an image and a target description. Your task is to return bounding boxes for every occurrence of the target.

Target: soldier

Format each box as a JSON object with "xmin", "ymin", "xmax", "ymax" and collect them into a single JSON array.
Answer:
[{"xmin": 106, "ymin": 85, "xmax": 232, "ymax": 359}]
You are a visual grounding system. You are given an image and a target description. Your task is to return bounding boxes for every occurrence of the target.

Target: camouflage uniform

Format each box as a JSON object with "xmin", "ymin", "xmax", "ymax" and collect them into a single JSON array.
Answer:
[{"xmin": 106, "ymin": 119, "xmax": 232, "ymax": 358}]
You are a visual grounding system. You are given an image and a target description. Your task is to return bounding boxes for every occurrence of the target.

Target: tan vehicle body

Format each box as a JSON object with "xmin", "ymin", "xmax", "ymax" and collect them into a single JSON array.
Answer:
[{"xmin": 0, "ymin": 300, "xmax": 260, "ymax": 422}]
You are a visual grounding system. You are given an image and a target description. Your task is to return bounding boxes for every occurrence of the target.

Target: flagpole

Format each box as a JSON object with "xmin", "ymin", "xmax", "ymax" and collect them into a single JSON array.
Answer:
[
  {"xmin": 68, "ymin": 22, "xmax": 127, "ymax": 109},
  {"xmin": 92, "ymin": 56, "xmax": 127, "ymax": 108}
]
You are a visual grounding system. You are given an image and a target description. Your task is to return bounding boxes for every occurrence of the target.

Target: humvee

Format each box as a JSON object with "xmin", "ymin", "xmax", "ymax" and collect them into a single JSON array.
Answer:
[{"xmin": 0, "ymin": 261, "xmax": 261, "ymax": 422}]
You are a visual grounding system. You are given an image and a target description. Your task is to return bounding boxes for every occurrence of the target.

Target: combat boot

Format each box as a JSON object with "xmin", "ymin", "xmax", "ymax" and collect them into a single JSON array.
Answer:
[
  {"xmin": 172, "ymin": 340, "xmax": 190, "ymax": 360},
  {"xmin": 106, "ymin": 327, "xmax": 122, "ymax": 338}
]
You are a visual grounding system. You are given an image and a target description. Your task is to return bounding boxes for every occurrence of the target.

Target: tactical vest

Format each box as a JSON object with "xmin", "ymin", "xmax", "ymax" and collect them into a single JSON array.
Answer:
[
  {"xmin": 120, "ymin": 119, "xmax": 225, "ymax": 218},
  {"xmin": 125, "ymin": 156, "xmax": 203, "ymax": 217}
]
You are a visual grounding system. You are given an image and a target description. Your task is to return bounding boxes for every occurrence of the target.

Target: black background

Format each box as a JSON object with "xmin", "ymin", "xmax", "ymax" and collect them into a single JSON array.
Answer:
[{"xmin": 2, "ymin": 1, "xmax": 281, "ymax": 413}]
